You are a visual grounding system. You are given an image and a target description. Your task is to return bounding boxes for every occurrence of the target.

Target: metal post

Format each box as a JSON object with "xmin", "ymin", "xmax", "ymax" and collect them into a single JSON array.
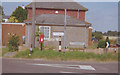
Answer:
[
  {"xmin": 63, "ymin": 9, "xmax": 67, "ymax": 52},
  {"xmin": 32, "ymin": 1, "xmax": 36, "ymax": 48},
  {"xmin": 41, "ymin": 43, "xmax": 42, "ymax": 51}
]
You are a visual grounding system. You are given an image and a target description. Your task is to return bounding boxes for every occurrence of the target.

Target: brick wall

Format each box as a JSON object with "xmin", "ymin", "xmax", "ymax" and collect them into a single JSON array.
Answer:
[
  {"xmin": 2, "ymin": 23, "xmax": 25, "ymax": 46},
  {"xmin": 27, "ymin": 8, "xmax": 85, "ymax": 21}
]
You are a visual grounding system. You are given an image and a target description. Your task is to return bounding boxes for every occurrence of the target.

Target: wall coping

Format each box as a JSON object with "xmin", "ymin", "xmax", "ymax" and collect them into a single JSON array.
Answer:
[{"xmin": 1, "ymin": 23, "xmax": 25, "ymax": 26}]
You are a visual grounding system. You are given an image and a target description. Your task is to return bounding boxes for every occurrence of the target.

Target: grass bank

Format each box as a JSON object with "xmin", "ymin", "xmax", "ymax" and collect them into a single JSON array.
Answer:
[
  {"xmin": 2, "ymin": 48, "xmax": 9, "ymax": 56},
  {"xmin": 14, "ymin": 47, "xmax": 118, "ymax": 62}
]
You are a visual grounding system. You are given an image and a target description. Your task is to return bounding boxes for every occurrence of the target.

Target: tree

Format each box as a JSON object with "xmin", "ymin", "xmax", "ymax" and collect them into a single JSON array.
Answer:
[
  {"xmin": 0, "ymin": 6, "xmax": 5, "ymax": 16},
  {"xmin": 11, "ymin": 6, "xmax": 28, "ymax": 22},
  {"xmin": 0, "ymin": 6, "xmax": 5, "ymax": 22},
  {"xmin": 95, "ymin": 34, "xmax": 103, "ymax": 41},
  {"xmin": 8, "ymin": 16, "xmax": 19, "ymax": 23},
  {"xmin": 7, "ymin": 34, "xmax": 20, "ymax": 52},
  {"xmin": 92, "ymin": 31, "xmax": 103, "ymax": 41}
]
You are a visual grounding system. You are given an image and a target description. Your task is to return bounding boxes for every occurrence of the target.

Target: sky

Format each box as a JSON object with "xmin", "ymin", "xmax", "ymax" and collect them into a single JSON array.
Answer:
[{"xmin": 1, "ymin": 2, "xmax": 118, "ymax": 33}]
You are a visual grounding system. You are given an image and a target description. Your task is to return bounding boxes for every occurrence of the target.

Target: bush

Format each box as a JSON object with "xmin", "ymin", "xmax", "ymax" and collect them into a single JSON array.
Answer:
[
  {"xmin": 98, "ymin": 40, "xmax": 105, "ymax": 48},
  {"xmin": 7, "ymin": 34, "xmax": 19, "ymax": 52}
]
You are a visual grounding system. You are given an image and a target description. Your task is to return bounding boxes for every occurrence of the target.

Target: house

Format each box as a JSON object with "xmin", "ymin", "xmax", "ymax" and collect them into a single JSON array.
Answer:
[{"xmin": 25, "ymin": 2, "xmax": 92, "ymax": 48}]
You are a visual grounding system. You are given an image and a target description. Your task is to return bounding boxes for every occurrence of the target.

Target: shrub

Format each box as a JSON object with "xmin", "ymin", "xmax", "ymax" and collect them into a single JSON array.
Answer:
[
  {"xmin": 97, "ymin": 40, "xmax": 105, "ymax": 48},
  {"xmin": 7, "ymin": 34, "xmax": 19, "ymax": 52}
]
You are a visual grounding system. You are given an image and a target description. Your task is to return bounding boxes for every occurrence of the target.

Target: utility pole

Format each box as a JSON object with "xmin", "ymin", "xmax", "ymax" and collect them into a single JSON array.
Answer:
[
  {"xmin": 63, "ymin": 9, "xmax": 67, "ymax": 52},
  {"xmin": 32, "ymin": 1, "xmax": 36, "ymax": 48}
]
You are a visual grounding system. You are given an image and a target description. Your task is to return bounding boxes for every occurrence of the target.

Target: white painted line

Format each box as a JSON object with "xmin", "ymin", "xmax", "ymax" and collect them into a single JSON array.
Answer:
[
  {"xmin": 31, "ymin": 63, "xmax": 95, "ymax": 71},
  {"xmin": 79, "ymin": 65, "xmax": 95, "ymax": 70},
  {"xmin": 60, "ymin": 71, "xmax": 74, "ymax": 73}
]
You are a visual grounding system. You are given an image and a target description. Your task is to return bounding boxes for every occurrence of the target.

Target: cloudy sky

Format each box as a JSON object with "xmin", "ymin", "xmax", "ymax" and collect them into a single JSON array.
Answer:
[{"xmin": 1, "ymin": 1, "xmax": 118, "ymax": 33}]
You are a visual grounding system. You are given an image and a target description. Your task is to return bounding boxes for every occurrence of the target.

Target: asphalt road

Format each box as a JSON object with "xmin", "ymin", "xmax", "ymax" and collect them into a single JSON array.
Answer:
[{"xmin": 2, "ymin": 58, "xmax": 118, "ymax": 73}]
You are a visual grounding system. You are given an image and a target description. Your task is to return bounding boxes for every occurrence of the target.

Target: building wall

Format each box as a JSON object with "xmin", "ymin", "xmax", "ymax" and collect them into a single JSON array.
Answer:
[
  {"xmin": 25, "ymin": 24, "xmax": 89, "ymax": 48},
  {"xmin": 2, "ymin": 23, "xmax": 25, "ymax": 46},
  {"xmin": 27, "ymin": 8, "xmax": 85, "ymax": 21}
]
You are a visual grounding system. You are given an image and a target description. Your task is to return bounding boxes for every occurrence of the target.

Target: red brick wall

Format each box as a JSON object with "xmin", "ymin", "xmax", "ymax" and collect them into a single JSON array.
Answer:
[
  {"xmin": 28, "ymin": 8, "xmax": 85, "ymax": 21},
  {"xmin": 2, "ymin": 24, "xmax": 25, "ymax": 46}
]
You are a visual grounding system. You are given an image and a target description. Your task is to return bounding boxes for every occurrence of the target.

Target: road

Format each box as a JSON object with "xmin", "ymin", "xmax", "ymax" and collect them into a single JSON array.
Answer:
[{"xmin": 2, "ymin": 58, "xmax": 118, "ymax": 73}]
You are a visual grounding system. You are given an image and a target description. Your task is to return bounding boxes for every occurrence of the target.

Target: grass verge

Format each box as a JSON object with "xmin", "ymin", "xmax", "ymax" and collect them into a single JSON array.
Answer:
[
  {"xmin": 14, "ymin": 47, "xmax": 118, "ymax": 62},
  {"xmin": 2, "ymin": 48, "xmax": 9, "ymax": 56}
]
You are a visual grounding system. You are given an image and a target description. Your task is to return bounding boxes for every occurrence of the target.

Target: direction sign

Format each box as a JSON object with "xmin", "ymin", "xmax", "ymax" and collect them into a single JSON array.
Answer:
[{"xmin": 53, "ymin": 32, "xmax": 64, "ymax": 36}]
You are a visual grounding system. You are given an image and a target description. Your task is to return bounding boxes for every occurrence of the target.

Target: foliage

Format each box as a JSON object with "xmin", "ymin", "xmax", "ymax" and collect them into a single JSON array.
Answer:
[
  {"xmin": 2, "ymin": 48, "xmax": 9, "ymax": 56},
  {"xmin": 86, "ymin": 44, "xmax": 98, "ymax": 49},
  {"xmin": 110, "ymin": 39, "xmax": 117, "ymax": 44},
  {"xmin": 35, "ymin": 28, "xmax": 41, "ymax": 42},
  {"xmin": 92, "ymin": 31, "xmax": 103, "ymax": 41},
  {"xmin": 7, "ymin": 34, "xmax": 20, "ymax": 52},
  {"xmin": 2, "ymin": 19, "xmax": 5, "ymax": 22},
  {"xmin": 11, "ymin": 6, "xmax": 28, "ymax": 22},
  {"xmin": 0, "ymin": 6, "xmax": 5, "ymax": 16},
  {"xmin": 14, "ymin": 47, "xmax": 118, "ymax": 62},
  {"xmin": 97, "ymin": 40, "xmax": 105, "ymax": 48},
  {"xmin": 95, "ymin": 34, "xmax": 103, "ymax": 41},
  {"xmin": 103, "ymin": 31, "xmax": 118, "ymax": 36},
  {"xmin": 8, "ymin": 16, "xmax": 19, "ymax": 23}
]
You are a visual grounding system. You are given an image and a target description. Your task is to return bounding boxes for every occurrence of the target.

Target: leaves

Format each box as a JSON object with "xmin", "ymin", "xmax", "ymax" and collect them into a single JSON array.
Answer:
[
  {"xmin": 8, "ymin": 16, "xmax": 19, "ymax": 23},
  {"xmin": 10, "ymin": 6, "xmax": 28, "ymax": 22},
  {"xmin": 7, "ymin": 34, "xmax": 20, "ymax": 52}
]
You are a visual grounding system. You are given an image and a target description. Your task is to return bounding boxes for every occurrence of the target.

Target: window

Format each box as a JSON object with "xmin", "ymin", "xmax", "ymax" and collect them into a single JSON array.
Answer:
[{"xmin": 39, "ymin": 26, "xmax": 51, "ymax": 40}]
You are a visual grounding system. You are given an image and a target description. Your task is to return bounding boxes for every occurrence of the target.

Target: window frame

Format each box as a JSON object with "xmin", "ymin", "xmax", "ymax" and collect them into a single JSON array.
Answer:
[{"xmin": 39, "ymin": 26, "xmax": 51, "ymax": 40}]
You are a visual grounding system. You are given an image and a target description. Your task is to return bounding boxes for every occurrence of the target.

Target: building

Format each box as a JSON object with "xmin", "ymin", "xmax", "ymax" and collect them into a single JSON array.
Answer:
[
  {"xmin": 25, "ymin": 2, "xmax": 92, "ymax": 48},
  {"xmin": 1, "ymin": 23, "xmax": 25, "ymax": 46}
]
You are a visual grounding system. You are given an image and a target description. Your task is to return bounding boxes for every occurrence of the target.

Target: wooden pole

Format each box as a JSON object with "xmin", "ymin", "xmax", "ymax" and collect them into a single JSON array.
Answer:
[
  {"xmin": 63, "ymin": 9, "xmax": 67, "ymax": 52},
  {"xmin": 32, "ymin": 1, "xmax": 36, "ymax": 48}
]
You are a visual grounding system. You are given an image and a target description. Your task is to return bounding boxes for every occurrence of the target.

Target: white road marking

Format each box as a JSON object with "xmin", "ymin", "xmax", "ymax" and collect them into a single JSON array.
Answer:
[
  {"xmin": 79, "ymin": 65, "xmax": 96, "ymax": 70},
  {"xmin": 60, "ymin": 71, "xmax": 74, "ymax": 73},
  {"xmin": 31, "ymin": 63, "xmax": 95, "ymax": 71}
]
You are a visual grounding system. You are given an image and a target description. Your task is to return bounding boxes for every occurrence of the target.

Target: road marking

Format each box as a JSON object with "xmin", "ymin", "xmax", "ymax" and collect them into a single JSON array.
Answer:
[
  {"xmin": 60, "ymin": 71, "xmax": 74, "ymax": 73},
  {"xmin": 31, "ymin": 63, "xmax": 95, "ymax": 71},
  {"xmin": 79, "ymin": 65, "xmax": 96, "ymax": 70}
]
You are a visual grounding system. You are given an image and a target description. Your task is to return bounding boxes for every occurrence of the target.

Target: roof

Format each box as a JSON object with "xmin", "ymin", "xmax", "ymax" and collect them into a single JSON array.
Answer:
[
  {"xmin": 25, "ymin": 14, "xmax": 91, "ymax": 26},
  {"xmin": 26, "ymin": 2, "xmax": 88, "ymax": 11}
]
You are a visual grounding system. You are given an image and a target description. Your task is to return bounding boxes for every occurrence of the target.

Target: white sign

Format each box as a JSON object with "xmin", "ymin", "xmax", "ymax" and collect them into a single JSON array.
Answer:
[
  {"xmin": 70, "ymin": 42, "xmax": 85, "ymax": 46},
  {"xmin": 53, "ymin": 32, "xmax": 64, "ymax": 36},
  {"xmin": 59, "ymin": 46, "xmax": 61, "ymax": 50},
  {"xmin": 106, "ymin": 42, "xmax": 109, "ymax": 48}
]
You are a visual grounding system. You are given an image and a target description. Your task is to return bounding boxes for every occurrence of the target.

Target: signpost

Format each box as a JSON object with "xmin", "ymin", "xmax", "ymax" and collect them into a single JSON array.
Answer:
[
  {"xmin": 53, "ymin": 32, "xmax": 64, "ymax": 36},
  {"xmin": 105, "ymin": 42, "xmax": 110, "ymax": 54},
  {"xmin": 53, "ymin": 32, "xmax": 64, "ymax": 52},
  {"xmin": 40, "ymin": 34, "xmax": 44, "ymax": 50}
]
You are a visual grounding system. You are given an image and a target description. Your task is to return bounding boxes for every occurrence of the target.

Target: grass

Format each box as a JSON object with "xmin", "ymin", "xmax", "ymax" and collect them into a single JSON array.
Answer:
[
  {"xmin": 14, "ymin": 47, "xmax": 118, "ymax": 62},
  {"xmin": 2, "ymin": 48, "xmax": 9, "ymax": 56},
  {"xmin": 86, "ymin": 44, "xmax": 98, "ymax": 49}
]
